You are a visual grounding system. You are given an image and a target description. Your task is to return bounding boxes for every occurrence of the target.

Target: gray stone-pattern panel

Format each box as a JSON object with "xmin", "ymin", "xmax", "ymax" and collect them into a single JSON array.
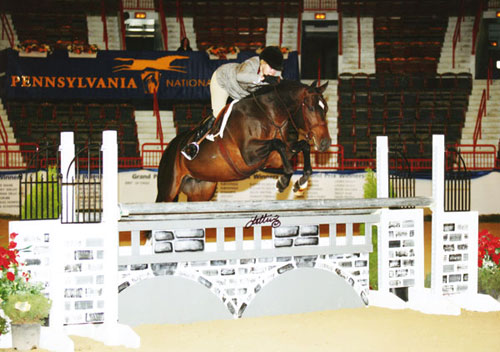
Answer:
[{"xmin": 118, "ymin": 228, "xmax": 370, "ymax": 320}]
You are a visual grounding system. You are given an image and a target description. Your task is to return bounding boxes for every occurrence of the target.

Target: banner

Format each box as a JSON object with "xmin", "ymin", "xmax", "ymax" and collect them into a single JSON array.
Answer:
[{"xmin": 4, "ymin": 49, "xmax": 299, "ymax": 100}]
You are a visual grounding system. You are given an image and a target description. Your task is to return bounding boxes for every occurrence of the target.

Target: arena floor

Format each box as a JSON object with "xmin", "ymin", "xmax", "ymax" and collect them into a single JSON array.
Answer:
[{"xmin": 0, "ymin": 307, "xmax": 499, "ymax": 352}]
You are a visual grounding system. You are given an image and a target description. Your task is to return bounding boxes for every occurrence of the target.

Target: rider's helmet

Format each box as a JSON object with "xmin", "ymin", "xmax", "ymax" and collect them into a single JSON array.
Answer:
[{"xmin": 259, "ymin": 46, "xmax": 284, "ymax": 71}]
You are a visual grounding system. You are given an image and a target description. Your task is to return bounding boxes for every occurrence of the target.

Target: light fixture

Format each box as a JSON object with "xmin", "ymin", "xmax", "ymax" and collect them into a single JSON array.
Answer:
[
  {"xmin": 135, "ymin": 12, "xmax": 146, "ymax": 19},
  {"xmin": 490, "ymin": 41, "xmax": 498, "ymax": 47},
  {"xmin": 314, "ymin": 13, "xmax": 326, "ymax": 20}
]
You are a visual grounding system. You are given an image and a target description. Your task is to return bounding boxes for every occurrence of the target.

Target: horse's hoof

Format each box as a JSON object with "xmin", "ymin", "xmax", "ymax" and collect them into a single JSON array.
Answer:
[
  {"xmin": 293, "ymin": 179, "xmax": 308, "ymax": 193},
  {"xmin": 276, "ymin": 181, "xmax": 287, "ymax": 193}
]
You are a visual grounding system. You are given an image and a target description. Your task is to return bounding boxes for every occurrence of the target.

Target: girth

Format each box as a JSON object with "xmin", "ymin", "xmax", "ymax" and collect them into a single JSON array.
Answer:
[{"xmin": 216, "ymin": 137, "xmax": 254, "ymax": 179}]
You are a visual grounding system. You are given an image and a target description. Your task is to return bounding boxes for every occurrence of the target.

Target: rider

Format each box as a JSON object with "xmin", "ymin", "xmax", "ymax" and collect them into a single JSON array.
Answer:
[{"xmin": 181, "ymin": 46, "xmax": 284, "ymax": 160}]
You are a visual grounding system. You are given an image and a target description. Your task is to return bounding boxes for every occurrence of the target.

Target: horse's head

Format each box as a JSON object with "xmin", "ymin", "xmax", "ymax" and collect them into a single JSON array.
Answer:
[{"xmin": 298, "ymin": 81, "xmax": 331, "ymax": 152}]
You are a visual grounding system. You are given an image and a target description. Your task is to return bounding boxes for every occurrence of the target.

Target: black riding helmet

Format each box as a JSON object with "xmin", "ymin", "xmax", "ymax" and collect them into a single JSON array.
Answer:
[{"xmin": 259, "ymin": 46, "xmax": 284, "ymax": 71}]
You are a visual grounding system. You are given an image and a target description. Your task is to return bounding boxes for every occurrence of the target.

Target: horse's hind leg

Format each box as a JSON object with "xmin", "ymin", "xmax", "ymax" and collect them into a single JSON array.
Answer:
[{"xmin": 181, "ymin": 177, "xmax": 217, "ymax": 201}]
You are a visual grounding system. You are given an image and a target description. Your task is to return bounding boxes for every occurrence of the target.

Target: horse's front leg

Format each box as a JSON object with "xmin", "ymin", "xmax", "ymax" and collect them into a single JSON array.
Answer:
[
  {"xmin": 267, "ymin": 139, "xmax": 294, "ymax": 193},
  {"xmin": 291, "ymin": 140, "xmax": 312, "ymax": 193}
]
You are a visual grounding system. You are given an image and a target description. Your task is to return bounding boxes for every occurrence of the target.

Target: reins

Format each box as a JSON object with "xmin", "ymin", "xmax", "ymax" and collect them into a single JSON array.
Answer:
[{"xmin": 252, "ymin": 85, "xmax": 325, "ymax": 142}]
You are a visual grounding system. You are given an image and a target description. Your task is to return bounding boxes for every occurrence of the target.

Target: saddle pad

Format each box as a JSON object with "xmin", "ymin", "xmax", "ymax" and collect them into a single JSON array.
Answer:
[{"xmin": 206, "ymin": 99, "xmax": 239, "ymax": 141}]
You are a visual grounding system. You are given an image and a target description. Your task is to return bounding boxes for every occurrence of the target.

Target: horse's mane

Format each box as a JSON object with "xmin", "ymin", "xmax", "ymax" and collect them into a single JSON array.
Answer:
[{"xmin": 249, "ymin": 79, "xmax": 305, "ymax": 98}]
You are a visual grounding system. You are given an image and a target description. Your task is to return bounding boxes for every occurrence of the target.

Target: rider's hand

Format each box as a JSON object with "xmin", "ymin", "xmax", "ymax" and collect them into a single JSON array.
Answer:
[{"xmin": 263, "ymin": 75, "xmax": 280, "ymax": 85}]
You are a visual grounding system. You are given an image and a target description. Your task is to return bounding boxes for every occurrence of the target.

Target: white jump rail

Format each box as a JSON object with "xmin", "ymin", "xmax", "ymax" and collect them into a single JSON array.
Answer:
[{"xmin": 118, "ymin": 197, "xmax": 432, "ymax": 263}]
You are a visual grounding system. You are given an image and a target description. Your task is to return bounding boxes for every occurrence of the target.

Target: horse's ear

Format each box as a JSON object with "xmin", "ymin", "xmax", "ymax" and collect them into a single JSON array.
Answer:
[
  {"xmin": 309, "ymin": 80, "xmax": 317, "ymax": 88},
  {"xmin": 317, "ymin": 81, "xmax": 329, "ymax": 93}
]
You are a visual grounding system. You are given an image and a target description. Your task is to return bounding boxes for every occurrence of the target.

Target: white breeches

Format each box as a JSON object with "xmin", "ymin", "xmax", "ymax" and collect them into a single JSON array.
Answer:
[{"xmin": 210, "ymin": 71, "xmax": 229, "ymax": 118}]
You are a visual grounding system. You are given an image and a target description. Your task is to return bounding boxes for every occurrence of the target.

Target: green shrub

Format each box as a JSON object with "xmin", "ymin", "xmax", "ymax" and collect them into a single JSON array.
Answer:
[
  {"xmin": 424, "ymin": 273, "xmax": 431, "ymax": 288},
  {"xmin": 21, "ymin": 165, "xmax": 61, "ymax": 220},
  {"xmin": 3, "ymin": 292, "xmax": 51, "ymax": 325},
  {"xmin": 363, "ymin": 169, "xmax": 379, "ymax": 290},
  {"xmin": 0, "ymin": 315, "xmax": 8, "ymax": 335},
  {"xmin": 478, "ymin": 267, "xmax": 500, "ymax": 299},
  {"xmin": 363, "ymin": 169, "xmax": 377, "ymax": 199}
]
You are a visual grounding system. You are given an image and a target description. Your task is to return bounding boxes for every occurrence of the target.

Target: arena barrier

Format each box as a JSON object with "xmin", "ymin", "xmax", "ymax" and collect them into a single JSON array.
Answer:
[{"xmin": 4, "ymin": 132, "xmax": 480, "ymax": 352}]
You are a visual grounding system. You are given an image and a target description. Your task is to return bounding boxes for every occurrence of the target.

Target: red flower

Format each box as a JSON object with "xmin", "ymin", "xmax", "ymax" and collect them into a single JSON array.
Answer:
[
  {"xmin": 492, "ymin": 253, "xmax": 500, "ymax": 266},
  {"xmin": 6, "ymin": 271, "xmax": 15, "ymax": 281},
  {"xmin": 487, "ymin": 243, "xmax": 496, "ymax": 255},
  {"xmin": 9, "ymin": 233, "xmax": 18, "ymax": 240},
  {"xmin": 8, "ymin": 241, "xmax": 17, "ymax": 249}
]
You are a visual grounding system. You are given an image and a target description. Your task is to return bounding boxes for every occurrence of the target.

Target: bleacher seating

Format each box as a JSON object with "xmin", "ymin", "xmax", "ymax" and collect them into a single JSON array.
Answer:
[
  {"xmin": 11, "ymin": 13, "xmax": 89, "ymax": 50},
  {"xmin": 6, "ymin": 101, "xmax": 138, "ymax": 160},
  {"xmin": 374, "ymin": 16, "xmax": 447, "ymax": 76},
  {"xmin": 161, "ymin": 0, "xmax": 300, "ymax": 51},
  {"xmin": 337, "ymin": 72, "xmax": 473, "ymax": 160},
  {"xmin": 172, "ymin": 103, "xmax": 210, "ymax": 134},
  {"xmin": 194, "ymin": 15, "xmax": 267, "ymax": 51},
  {"xmin": 339, "ymin": 0, "xmax": 479, "ymax": 17},
  {"xmin": 335, "ymin": 0, "xmax": 483, "ymax": 163}
]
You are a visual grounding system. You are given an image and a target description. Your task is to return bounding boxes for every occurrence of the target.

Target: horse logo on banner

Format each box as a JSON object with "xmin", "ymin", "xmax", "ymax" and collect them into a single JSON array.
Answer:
[{"xmin": 112, "ymin": 55, "xmax": 189, "ymax": 94}]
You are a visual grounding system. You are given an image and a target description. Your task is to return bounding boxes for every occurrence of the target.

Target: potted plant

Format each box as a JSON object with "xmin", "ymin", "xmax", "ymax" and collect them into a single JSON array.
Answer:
[
  {"xmin": 478, "ymin": 229, "xmax": 500, "ymax": 300},
  {"xmin": 0, "ymin": 232, "xmax": 51, "ymax": 350},
  {"xmin": 3, "ymin": 291, "xmax": 51, "ymax": 350}
]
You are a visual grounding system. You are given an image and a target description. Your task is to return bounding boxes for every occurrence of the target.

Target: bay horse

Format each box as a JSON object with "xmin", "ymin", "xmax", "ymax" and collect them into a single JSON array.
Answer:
[{"xmin": 156, "ymin": 80, "xmax": 330, "ymax": 202}]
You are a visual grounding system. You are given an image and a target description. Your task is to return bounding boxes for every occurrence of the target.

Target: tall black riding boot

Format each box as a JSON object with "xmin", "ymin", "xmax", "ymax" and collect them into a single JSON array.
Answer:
[{"xmin": 181, "ymin": 114, "xmax": 216, "ymax": 160}]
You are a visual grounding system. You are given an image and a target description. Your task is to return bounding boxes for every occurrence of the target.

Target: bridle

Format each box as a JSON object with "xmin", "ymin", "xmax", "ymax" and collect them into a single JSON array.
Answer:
[{"xmin": 252, "ymin": 85, "xmax": 327, "ymax": 142}]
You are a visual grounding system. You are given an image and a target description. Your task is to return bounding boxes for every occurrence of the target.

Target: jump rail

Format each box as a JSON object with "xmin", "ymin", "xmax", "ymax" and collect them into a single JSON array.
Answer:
[{"xmin": 119, "ymin": 197, "xmax": 432, "ymax": 220}]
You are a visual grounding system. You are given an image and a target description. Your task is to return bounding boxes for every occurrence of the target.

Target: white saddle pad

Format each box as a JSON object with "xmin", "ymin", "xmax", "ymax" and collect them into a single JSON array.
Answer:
[{"xmin": 206, "ymin": 99, "xmax": 239, "ymax": 141}]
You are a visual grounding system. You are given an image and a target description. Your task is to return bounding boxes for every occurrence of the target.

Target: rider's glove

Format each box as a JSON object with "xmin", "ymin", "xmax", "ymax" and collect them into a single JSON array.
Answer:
[{"xmin": 263, "ymin": 75, "xmax": 280, "ymax": 85}]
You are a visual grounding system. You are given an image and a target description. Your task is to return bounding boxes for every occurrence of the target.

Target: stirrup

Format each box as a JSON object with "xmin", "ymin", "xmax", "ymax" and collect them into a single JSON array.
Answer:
[{"xmin": 181, "ymin": 142, "xmax": 200, "ymax": 160}]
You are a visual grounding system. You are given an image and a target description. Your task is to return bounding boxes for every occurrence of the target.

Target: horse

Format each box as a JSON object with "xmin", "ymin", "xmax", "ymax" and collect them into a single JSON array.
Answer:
[{"xmin": 156, "ymin": 80, "xmax": 330, "ymax": 202}]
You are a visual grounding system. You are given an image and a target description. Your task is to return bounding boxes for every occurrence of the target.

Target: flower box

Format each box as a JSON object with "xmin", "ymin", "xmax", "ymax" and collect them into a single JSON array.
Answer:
[
  {"xmin": 206, "ymin": 46, "xmax": 240, "ymax": 60},
  {"xmin": 68, "ymin": 52, "xmax": 97, "ymax": 59},
  {"xmin": 18, "ymin": 51, "xmax": 47, "ymax": 58}
]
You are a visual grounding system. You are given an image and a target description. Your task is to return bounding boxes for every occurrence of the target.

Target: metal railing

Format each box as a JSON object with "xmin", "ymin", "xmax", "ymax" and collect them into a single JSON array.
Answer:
[
  {"xmin": 448, "ymin": 144, "xmax": 496, "ymax": 171},
  {"xmin": 122, "ymin": 0, "xmax": 155, "ymax": 10},
  {"xmin": 297, "ymin": 0, "xmax": 303, "ymax": 54},
  {"xmin": 1, "ymin": 13, "xmax": 14, "ymax": 48},
  {"xmin": 118, "ymin": 0, "xmax": 127, "ymax": 50},
  {"xmin": 101, "ymin": 0, "xmax": 109, "ymax": 50},
  {"xmin": 61, "ymin": 145, "xmax": 103, "ymax": 224},
  {"xmin": 444, "ymin": 147, "xmax": 471, "ymax": 212},
  {"xmin": 19, "ymin": 146, "xmax": 61, "ymax": 220},
  {"xmin": 389, "ymin": 151, "xmax": 415, "ymax": 199},
  {"xmin": 158, "ymin": 0, "xmax": 168, "ymax": 50},
  {"xmin": 2, "ymin": 143, "xmax": 500, "ymax": 172},
  {"xmin": 175, "ymin": 0, "xmax": 186, "ymax": 42},
  {"xmin": 472, "ymin": 0, "xmax": 485, "ymax": 55},
  {"xmin": 452, "ymin": 0, "xmax": 465, "ymax": 69},
  {"xmin": 473, "ymin": 89, "xmax": 487, "ymax": 147},
  {"xmin": 303, "ymin": 0, "xmax": 337, "ymax": 11}
]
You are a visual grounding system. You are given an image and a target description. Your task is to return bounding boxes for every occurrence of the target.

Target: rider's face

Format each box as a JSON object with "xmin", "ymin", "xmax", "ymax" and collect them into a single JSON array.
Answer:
[{"xmin": 260, "ymin": 61, "xmax": 277, "ymax": 76}]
